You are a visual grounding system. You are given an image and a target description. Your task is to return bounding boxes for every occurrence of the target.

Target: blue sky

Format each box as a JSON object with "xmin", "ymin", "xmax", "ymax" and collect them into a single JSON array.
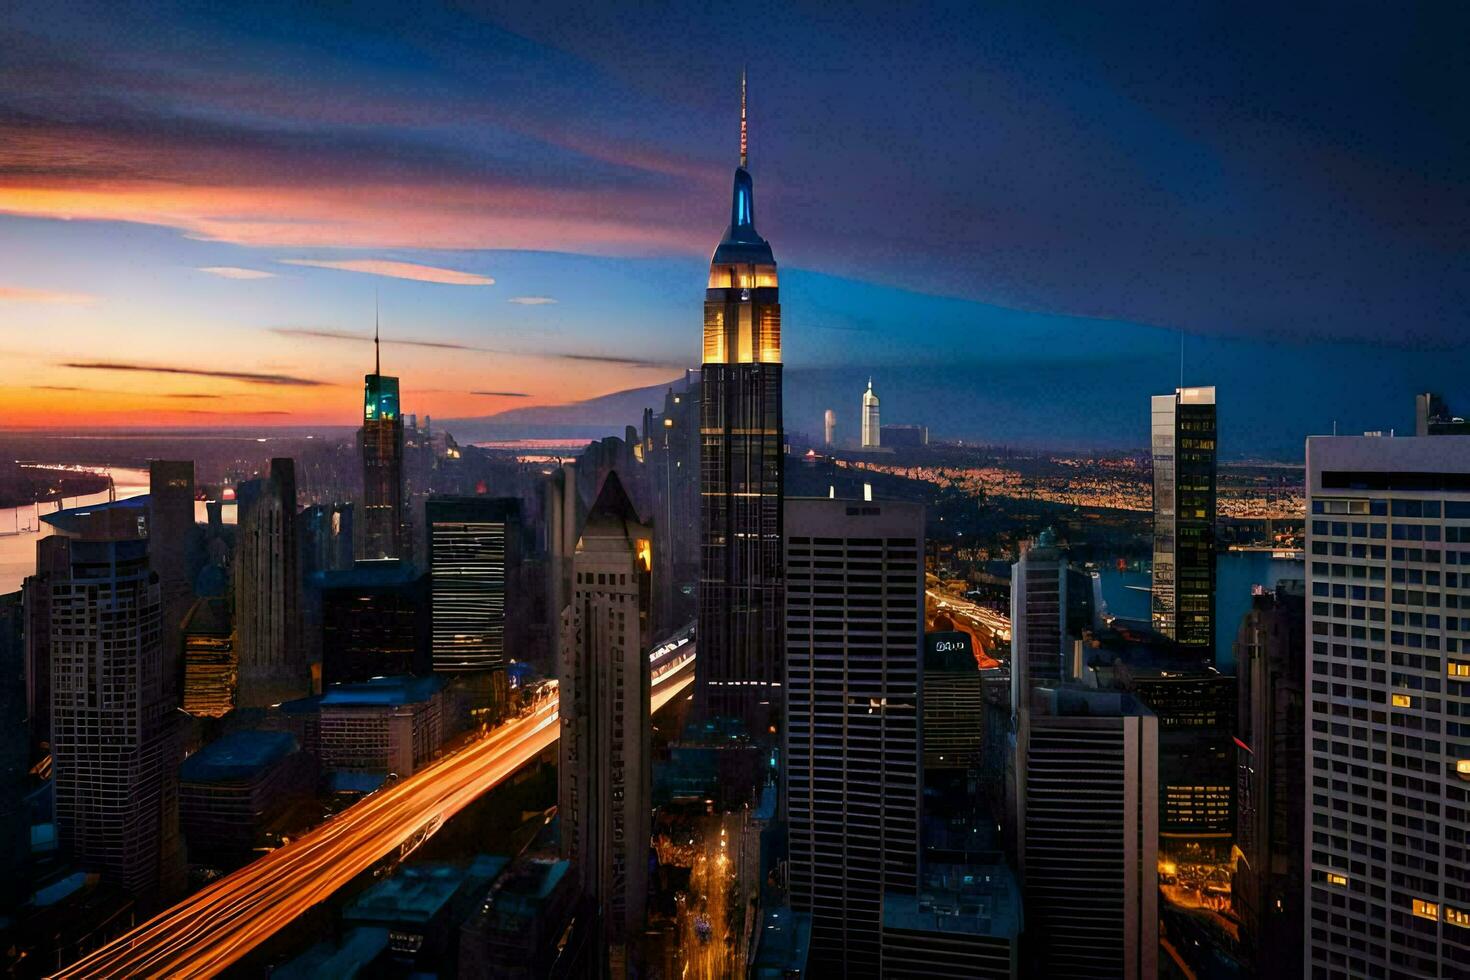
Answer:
[{"xmin": 0, "ymin": 1, "xmax": 1464, "ymax": 448}]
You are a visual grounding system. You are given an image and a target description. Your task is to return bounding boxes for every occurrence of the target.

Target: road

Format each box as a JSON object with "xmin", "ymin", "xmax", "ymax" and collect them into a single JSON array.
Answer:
[{"xmin": 52, "ymin": 651, "xmax": 696, "ymax": 979}]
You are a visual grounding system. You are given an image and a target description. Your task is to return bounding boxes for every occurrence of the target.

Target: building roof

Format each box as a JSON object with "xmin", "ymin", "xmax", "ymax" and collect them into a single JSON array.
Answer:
[
  {"xmin": 882, "ymin": 863, "xmax": 1022, "ymax": 941},
  {"xmin": 345, "ymin": 859, "xmax": 505, "ymax": 926},
  {"xmin": 320, "ymin": 673, "xmax": 444, "ymax": 707},
  {"xmin": 712, "ymin": 167, "xmax": 775, "ymax": 266},
  {"xmin": 181, "ymin": 596, "xmax": 231, "ymax": 637},
  {"xmin": 180, "ymin": 730, "xmax": 298, "ymax": 783},
  {"xmin": 311, "ymin": 559, "xmax": 422, "ymax": 591},
  {"xmin": 40, "ymin": 493, "xmax": 149, "ymax": 537},
  {"xmin": 271, "ymin": 927, "xmax": 389, "ymax": 980}
]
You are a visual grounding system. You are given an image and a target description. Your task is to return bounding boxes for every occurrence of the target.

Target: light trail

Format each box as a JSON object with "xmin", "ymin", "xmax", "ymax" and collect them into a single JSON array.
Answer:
[{"xmin": 53, "ymin": 646, "xmax": 695, "ymax": 979}]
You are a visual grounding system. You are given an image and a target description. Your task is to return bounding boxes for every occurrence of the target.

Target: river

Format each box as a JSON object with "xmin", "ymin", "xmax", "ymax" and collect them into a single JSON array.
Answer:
[
  {"xmin": 0, "ymin": 466, "xmax": 235, "ymax": 595},
  {"xmin": 1095, "ymin": 551, "xmax": 1305, "ymax": 673}
]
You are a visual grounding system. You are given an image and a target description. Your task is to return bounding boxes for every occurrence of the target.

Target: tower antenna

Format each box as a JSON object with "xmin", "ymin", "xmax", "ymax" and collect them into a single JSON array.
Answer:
[
  {"xmin": 374, "ymin": 287, "xmax": 381, "ymax": 376},
  {"xmin": 740, "ymin": 67, "xmax": 748, "ymax": 169}
]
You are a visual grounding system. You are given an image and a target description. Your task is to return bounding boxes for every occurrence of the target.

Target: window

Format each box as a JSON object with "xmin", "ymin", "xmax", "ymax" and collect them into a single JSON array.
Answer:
[
  {"xmin": 1392, "ymin": 693, "xmax": 1414, "ymax": 708},
  {"xmin": 1326, "ymin": 873, "xmax": 1349, "ymax": 886},
  {"xmin": 1412, "ymin": 898, "xmax": 1439, "ymax": 921},
  {"xmin": 1447, "ymin": 906, "xmax": 1470, "ymax": 929},
  {"xmin": 1450, "ymin": 662, "xmax": 1470, "ymax": 678}
]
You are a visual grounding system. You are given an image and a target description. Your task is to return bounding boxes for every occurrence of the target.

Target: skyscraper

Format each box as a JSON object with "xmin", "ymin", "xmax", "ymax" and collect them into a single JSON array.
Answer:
[
  {"xmin": 697, "ymin": 73, "xmax": 785, "ymax": 737},
  {"xmin": 1304, "ymin": 434, "xmax": 1470, "ymax": 976},
  {"xmin": 45, "ymin": 507, "xmax": 183, "ymax": 904},
  {"xmin": 861, "ymin": 378, "xmax": 880, "ymax": 448},
  {"xmin": 235, "ymin": 458, "xmax": 308, "ymax": 707},
  {"xmin": 1151, "ymin": 385, "xmax": 1217, "ymax": 655},
  {"xmin": 558, "ymin": 472, "xmax": 653, "ymax": 974},
  {"xmin": 643, "ymin": 376, "xmax": 701, "ymax": 634},
  {"xmin": 1010, "ymin": 529, "xmax": 1068, "ymax": 712},
  {"xmin": 427, "ymin": 497, "xmax": 520, "ymax": 675},
  {"xmin": 784, "ymin": 497, "xmax": 924, "ymax": 976},
  {"xmin": 361, "ymin": 326, "xmax": 405, "ymax": 561},
  {"xmin": 1232, "ymin": 581, "xmax": 1305, "ymax": 978},
  {"xmin": 1015, "ymin": 687, "xmax": 1158, "ymax": 979},
  {"xmin": 148, "ymin": 460, "xmax": 195, "ymax": 690}
]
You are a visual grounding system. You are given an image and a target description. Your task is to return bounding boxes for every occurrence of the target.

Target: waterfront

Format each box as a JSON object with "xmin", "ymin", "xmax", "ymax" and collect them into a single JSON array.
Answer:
[
  {"xmin": 1096, "ymin": 551, "xmax": 1305, "ymax": 673},
  {"xmin": 0, "ymin": 466, "xmax": 234, "ymax": 595}
]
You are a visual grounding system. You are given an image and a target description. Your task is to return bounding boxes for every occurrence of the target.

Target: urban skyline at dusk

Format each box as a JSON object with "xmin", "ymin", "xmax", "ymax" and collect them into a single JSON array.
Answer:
[{"xmin": 2, "ymin": 4, "xmax": 1465, "ymax": 451}]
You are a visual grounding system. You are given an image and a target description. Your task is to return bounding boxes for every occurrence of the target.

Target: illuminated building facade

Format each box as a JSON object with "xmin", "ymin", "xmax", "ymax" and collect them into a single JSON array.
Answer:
[
  {"xmin": 1304, "ymin": 435, "xmax": 1470, "ymax": 975},
  {"xmin": 181, "ymin": 596, "xmax": 236, "ymax": 718},
  {"xmin": 1151, "ymin": 386, "xmax": 1217, "ymax": 655},
  {"xmin": 862, "ymin": 379, "xmax": 880, "ymax": 448},
  {"xmin": 824, "ymin": 408, "xmax": 836, "ymax": 447},
  {"xmin": 427, "ymin": 497, "xmax": 520, "ymax": 675},
  {"xmin": 559, "ymin": 472, "xmax": 652, "ymax": 970},
  {"xmin": 784, "ymin": 497, "xmax": 924, "ymax": 976},
  {"xmin": 361, "ymin": 330, "xmax": 406, "ymax": 562},
  {"xmin": 697, "ymin": 74, "xmax": 785, "ymax": 737}
]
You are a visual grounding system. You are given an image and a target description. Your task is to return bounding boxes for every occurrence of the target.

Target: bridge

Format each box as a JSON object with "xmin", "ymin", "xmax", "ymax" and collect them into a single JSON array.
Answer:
[{"xmin": 52, "ymin": 638, "xmax": 696, "ymax": 979}]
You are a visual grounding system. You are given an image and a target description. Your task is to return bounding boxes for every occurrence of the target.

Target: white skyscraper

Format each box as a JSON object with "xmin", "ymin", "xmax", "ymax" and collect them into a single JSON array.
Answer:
[
  {"xmin": 862, "ymin": 378, "xmax": 881, "ymax": 448},
  {"xmin": 824, "ymin": 408, "xmax": 836, "ymax": 447},
  {"xmin": 1304, "ymin": 434, "xmax": 1470, "ymax": 976}
]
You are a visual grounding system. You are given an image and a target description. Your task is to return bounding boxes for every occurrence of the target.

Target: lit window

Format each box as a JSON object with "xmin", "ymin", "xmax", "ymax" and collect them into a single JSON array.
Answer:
[
  {"xmin": 1457, "ymin": 759, "xmax": 1470, "ymax": 782},
  {"xmin": 1449, "ymin": 661, "xmax": 1470, "ymax": 677},
  {"xmin": 1326, "ymin": 873, "xmax": 1348, "ymax": 886},
  {"xmin": 1447, "ymin": 906, "xmax": 1470, "ymax": 929},
  {"xmin": 1392, "ymin": 693, "xmax": 1413, "ymax": 708},
  {"xmin": 1412, "ymin": 899, "xmax": 1440, "ymax": 921}
]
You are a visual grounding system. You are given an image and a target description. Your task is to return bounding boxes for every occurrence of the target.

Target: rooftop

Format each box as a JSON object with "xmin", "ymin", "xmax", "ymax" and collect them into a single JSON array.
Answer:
[
  {"xmin": 180, "ymin": 730, "xmax": 298, "ymax": 783},
  {"xmin": 320, "ymin": 673, "xmax": 444, "ymax": 707},
  {"xmin": 40, "ymin": 492, "xmax": 149, "ymax": 537},
  {"xmin": 271, "ymin": 927, "xmax": 389, "ymax": 980},
  {"xmin": 882, "ymin": 863, "xmax": 1022, "ymax": 940},
  {"xmin": 346, "ymin": 858, "xmax": 507, "ymax": 925}
]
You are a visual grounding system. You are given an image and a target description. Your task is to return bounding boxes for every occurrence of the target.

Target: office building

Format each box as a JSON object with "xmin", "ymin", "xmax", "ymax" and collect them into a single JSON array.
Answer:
[
  {"xmin": 345, "ymin": 858, "xmax": 505, "ymax": 971},
  {"xmin": 148, "ymin": 460, "xmax": 195, "ymax": 688},
  {"xmin": 181, "ymin": 596, "xmax": 236, "ymax": 717},
  {"xmin": 1304, "ymin": 434, "xmax": 1470, "ymax": 976},
  {"xmin": 458, "ymin": 855, "xmax": 579, "ymax": 980},
  {"xmin": 785, "ymin": 497, "xmax": 924, "ymax": 976},
  {"xmin": 824, "ymin": 408, "xmax": 836, "ymax": 447},
  {"xmin": 44, "ymin": 506, "xmax": 183, "ymax": 903},
  {"xmin": 880, "ymin": 423, "xmax": 928, "ymax": 449},
  {"xmin": 361, "ymin": 328, "xmax": 406, "ymax": 561},
  {"xmin": 1232, "ymin": 581, "xmax": 1306, "ymax": 978},
  {"xmin": 1009, "ymin": 529, "xmax": 1068, "ymax": 702},
  {"xmin": 1015, "ymin": 687, "xmax": 1158, "ymax": 979},
  {"xmin": 317, "ymin": 562, "xmax": 429, "ymax": 685},
  {"xmin": 22, "ymin": 535, "xmax": 69, "ymax": 756},
  {"xmin": 558, "ymin": 471, "xmax": 653, "ymax": 971},
  {"xmin": 319, "ymin": 674, "xmax": 445, "ymax": 778},
  {"xmin": 642, "ymin": 375, "xmax": 701, "ymax": 634},
  {"xmin": 1151, "ymin": 386, "xmax": 1217, "ymax": 655},
  {"xmin": 178, "ymin": 729, "xmax": 313, "ymax": 868},
  {"xmin": 923, "ymin": 630, "xmax": 986, "ymax": 775},
  {"xmin": 0, "ymin": 592, "xmax": 27, "ymax": 910},
  {"xmin": 1415, "ymin": 392, "xmax": 1470, "ymax": 437},
  {"xmin": 427, "ymin": 497, "xmax": 520, "ymax": 675},
  {"xmin": 235, "ymin": 458, "xmax": 308, "ymax": 707},
  {"xmin": 879, "ymin": 863, "xmax": 1021, "ymax": 979},
  {"xmin": 697, "ymin": 74, "xmax": 785, "ymax": 737},
  {"xmin": 299, "ymin": 501, "xmax": 354, "ymax": 576},
  {"xmin": 861, "ymin": 378, "xmax": 881, "ymax": 448}
]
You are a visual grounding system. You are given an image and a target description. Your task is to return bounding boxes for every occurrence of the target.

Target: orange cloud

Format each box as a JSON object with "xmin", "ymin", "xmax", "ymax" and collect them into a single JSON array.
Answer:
[
  {"xmin": 278, "ymin": 258, "xmax": 494, "ymax": 285},
  {"xmin": 0, "ymin": 286, "xmax": 95, "ymax": 304}
]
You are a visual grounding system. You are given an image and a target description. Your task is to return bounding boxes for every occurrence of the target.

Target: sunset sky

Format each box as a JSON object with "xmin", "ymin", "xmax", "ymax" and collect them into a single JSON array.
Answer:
[{"xmin": 1, "ymin": 2, "xmax": 1464, "ymax": 433}]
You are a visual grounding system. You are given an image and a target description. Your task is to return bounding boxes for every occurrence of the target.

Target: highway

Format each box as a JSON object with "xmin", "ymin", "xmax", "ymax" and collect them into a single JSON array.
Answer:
[{"xmin": 52, "ymin": 648, "xmax": 696, "ymax": 979}]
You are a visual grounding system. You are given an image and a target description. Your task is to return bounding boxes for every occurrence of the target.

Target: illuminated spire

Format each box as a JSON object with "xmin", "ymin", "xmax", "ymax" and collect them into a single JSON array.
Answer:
[
  {"xmin": 740, "ymin": 67, "xmax": 748, "ymax": 170},
  {"xmin": 374, "ymin": 288, "xmax": 381, "ymax": 376}
]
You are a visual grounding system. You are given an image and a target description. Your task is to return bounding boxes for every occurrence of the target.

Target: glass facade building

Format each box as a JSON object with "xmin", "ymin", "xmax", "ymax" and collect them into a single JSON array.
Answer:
[
  {"xmin": 1151, "ymin": 386, "xmax": 1218, "ymax": 656},
  {"xmin": 427, "ymin": 497, "xmax": 520, "ymax": 674},
  {"xmin": 361, "ymin": 372, "xmax": 405, "ymax": 561}
]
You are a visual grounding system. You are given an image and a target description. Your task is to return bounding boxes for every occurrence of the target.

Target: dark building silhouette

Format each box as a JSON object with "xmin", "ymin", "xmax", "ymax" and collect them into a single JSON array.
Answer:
[
  {"xmin": 0, "ymin": 592, "xmax": 28, "ymax": 911},
  {"xmin": 642, "ymin": 372, "xmax": 701, "ymax": 635},
  {"xmin": 318, "ymin": 562, "xmax": 429, "ymax": 685},
  {"xmin": 22, "ymin": 535, "xmax": 69, "ymax": 758},
  {"xmin": 360, "ymin": 329, "xmax": 406, "ymax": 561},
  {"xmin": 235, "ymin": 458, "xmax": 308, "ymax": 707},
  {"xmin": 1232, "ymin": 581, "xmax": 1305, "ymax": 979},
  {"xmin": 696, "ymin": 75, "xmax": 785, "ymax": 738},
  {"xmin": 1151, "ymin": 386, "xmax": 1217, "ymax": 657},
  {"xmin": 299, "ymin": 501, "xmax": 354, "ymax": 577},
  {"xmin": 1415, "ymin": 390, "xmax": 1470, "ymax": 435},
  {"xmin": 148, "ymin": 461, "xmax": 196, "ymax": 697}
]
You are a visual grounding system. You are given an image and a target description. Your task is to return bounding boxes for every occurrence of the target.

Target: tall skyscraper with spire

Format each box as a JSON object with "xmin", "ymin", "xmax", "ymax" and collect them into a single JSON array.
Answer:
[
  {"xmin": 696, "ymin": 73, "xmax": 785, "ymax": 738},
  {"xmin": 360, "ymin": 314, "xmax": 406, "ymax": 561}
]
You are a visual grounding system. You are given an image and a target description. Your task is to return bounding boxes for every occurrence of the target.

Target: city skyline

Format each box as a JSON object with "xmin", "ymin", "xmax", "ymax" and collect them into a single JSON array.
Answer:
[{"xmin": 1, "ymin": 4, "xmax": 1465, "ymax": 450}]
